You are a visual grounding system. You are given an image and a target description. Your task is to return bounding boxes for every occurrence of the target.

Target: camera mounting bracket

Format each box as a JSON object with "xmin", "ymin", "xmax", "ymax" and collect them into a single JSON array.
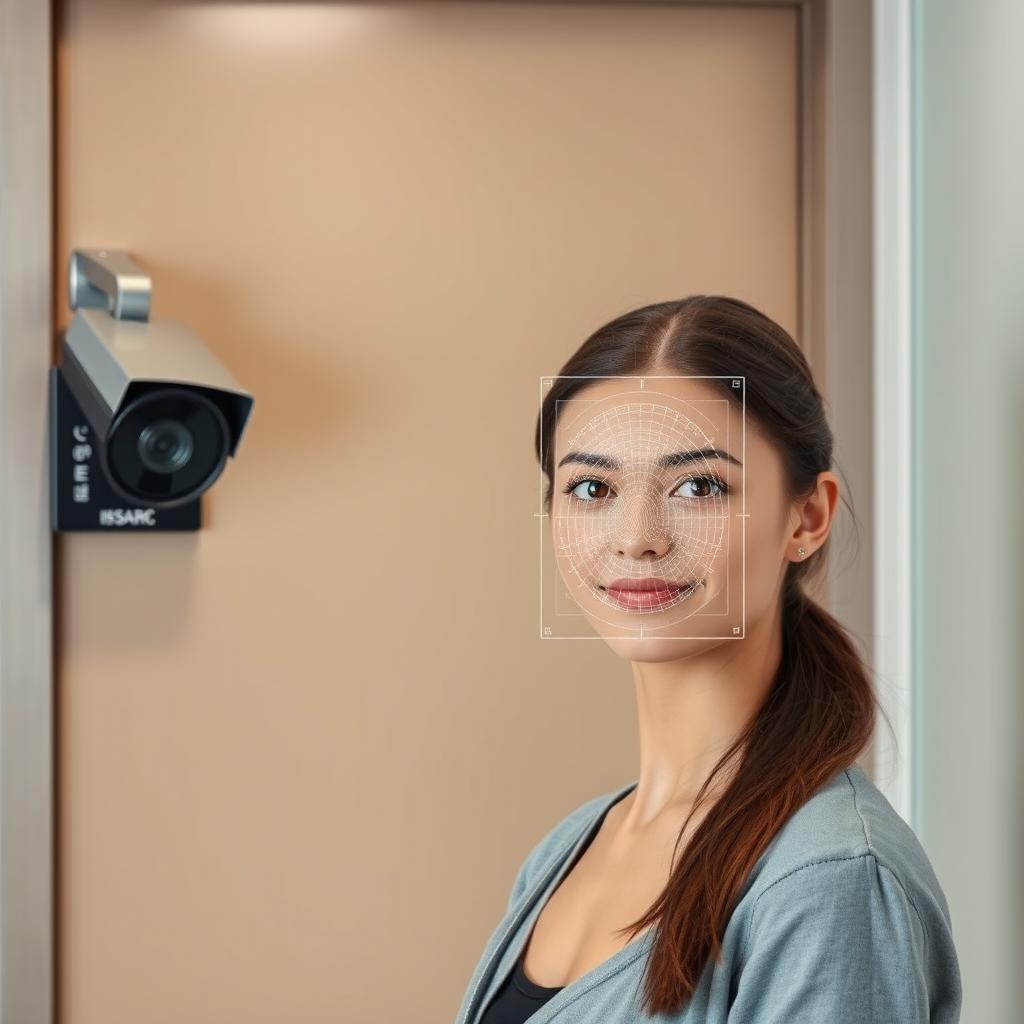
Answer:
[{"xmin": 68, "ymin": 249, "xmax": 151, "ymax": 322}]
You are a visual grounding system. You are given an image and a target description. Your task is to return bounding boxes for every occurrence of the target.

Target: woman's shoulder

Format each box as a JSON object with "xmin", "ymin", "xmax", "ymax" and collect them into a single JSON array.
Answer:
[
  {"xmin": 737, "ymin": 762, "xmax": 958, "ymax": 976},
  {"xmin": 748, "ymin": 762, "xmax": 949, "ymax": 914},
  {"xmin": 727, "ymin": 764, "xmax": 962, "ymax": 1022}
]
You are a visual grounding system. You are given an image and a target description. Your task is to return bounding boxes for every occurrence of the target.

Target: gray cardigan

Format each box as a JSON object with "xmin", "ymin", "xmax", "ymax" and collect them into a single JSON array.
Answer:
[{"xmin": 455, "ymin": 763, "xmax": 961, "ymax": 1023}]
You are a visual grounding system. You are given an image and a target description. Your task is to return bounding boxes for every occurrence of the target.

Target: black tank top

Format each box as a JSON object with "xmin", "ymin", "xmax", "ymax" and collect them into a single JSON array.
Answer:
[{"xmin": 477, "ymin": 949, "xmax": 565, "ymax": 1023}]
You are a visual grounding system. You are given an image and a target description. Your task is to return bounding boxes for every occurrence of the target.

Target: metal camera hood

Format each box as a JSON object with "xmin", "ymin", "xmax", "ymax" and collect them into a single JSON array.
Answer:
[
  {"xmin": 51, "ymin": 250, "xmax": 255, "ymax": 529},
  {"xmin": 61, "ymin": 308, "xmax": 254, "ymax": 457}
]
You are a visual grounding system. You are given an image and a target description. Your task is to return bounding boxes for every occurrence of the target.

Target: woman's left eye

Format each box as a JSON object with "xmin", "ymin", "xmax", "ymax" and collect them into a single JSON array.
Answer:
[
  {"xmin": 673, "ymin": 476, "xmax": 729, "ymax": 499},
  {"xmin": 562, "ymin": 476, "xmax": 729, "ymax": 502}
]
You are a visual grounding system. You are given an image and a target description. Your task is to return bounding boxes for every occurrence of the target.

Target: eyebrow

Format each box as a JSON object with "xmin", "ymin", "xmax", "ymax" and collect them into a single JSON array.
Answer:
[{"xmin": 556, "ymin": 447, "xmax": 743, "ymax": 471}]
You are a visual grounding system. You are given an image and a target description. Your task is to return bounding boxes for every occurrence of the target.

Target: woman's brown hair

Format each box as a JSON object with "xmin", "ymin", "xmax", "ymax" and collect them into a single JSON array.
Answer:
[{"xmin": 534, "ymin": 295, "xmax": 892, "ymax": 1017}]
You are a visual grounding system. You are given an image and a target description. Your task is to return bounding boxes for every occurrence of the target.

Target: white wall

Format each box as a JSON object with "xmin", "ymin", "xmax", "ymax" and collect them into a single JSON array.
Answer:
[{"xmin": 913, "ymin": 0, "xmax": 1024, "ymax": 1018}]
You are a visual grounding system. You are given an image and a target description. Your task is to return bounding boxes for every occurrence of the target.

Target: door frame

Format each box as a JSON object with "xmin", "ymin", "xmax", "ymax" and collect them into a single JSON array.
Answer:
[{"xmin": 0, "ymin": 0, "xmax": 907, "ymax": 1019}]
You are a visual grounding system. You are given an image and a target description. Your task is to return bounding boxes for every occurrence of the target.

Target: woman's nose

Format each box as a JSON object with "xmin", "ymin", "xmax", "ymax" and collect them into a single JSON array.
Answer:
[{"xmin": 609, "ymin": 493, "xmax": 672, "ymax": 559}]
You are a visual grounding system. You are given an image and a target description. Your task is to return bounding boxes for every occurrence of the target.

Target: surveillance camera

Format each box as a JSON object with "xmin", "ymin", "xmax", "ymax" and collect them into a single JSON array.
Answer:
[{"xmin": 50, "ymin": 250, "xmax": 255, "ymax": 531}]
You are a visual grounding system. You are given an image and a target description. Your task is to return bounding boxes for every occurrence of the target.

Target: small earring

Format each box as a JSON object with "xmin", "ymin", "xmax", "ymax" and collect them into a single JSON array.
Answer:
[{"xmin": 797, "ymin": 546, "xmax": 806, "ymax": 559}]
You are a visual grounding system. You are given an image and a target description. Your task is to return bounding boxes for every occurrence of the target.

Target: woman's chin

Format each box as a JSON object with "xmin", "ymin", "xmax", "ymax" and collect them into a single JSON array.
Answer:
[{"xmin": 595, "ymin": 632, "xmax": 723, "ymax": 663}]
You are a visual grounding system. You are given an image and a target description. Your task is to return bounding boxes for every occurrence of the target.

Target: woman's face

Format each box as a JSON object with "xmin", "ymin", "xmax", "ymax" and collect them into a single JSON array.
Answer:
[{"xmin": 547, "ymin": 375, "xmax": 796, "ymax": 662}]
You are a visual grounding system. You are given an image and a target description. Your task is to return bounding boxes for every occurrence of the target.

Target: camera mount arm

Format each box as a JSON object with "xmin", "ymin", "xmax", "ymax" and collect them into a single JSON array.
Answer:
[{"xmin": 68, "ymin": 249, "xmax": 151, "ymax": 322}]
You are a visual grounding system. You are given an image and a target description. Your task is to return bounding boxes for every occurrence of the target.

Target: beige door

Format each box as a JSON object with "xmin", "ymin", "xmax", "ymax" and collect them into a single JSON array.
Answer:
[{"xmin": 55, "ymin": 2, "xmax": 798, "ymax": 1020}]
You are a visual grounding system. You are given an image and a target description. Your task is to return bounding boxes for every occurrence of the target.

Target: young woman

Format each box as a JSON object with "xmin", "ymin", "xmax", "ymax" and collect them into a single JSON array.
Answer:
[{"xmin": 455, "ymin": 296, "xmax": 962, "ymax": 1024}]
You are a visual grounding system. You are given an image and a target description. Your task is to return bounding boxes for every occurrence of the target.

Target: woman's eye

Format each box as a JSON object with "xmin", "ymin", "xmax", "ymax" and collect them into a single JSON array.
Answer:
[
  {"xmin": 568, "ymin": 479, "xmax": 612, "ymax": 502},
  {"xmin": 674, "ymin": 476, "xmax": 729, "ymax": 499}
]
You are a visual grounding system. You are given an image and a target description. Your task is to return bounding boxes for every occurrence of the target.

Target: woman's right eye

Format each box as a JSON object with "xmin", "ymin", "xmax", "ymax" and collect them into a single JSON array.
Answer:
[{"xmin": 567, "ymin": 479, "xmax": 613, "ymax": 502}]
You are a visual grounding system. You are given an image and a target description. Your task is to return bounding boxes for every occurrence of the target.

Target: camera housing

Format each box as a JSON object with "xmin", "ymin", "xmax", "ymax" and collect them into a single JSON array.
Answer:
[{"xmin": 50, "ymin": 250, "xmax": 255, "ymax": 532}]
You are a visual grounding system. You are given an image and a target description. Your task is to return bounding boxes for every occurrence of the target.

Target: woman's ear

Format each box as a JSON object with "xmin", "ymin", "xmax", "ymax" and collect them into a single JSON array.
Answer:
[{"xmin": 789, "ymin": 471, "xmax": 840, "ymax": 557}]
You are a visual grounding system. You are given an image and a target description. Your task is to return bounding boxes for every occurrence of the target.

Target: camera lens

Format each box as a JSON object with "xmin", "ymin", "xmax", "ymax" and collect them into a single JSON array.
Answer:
[
  {"xmin": 103, "ymin": 387, "xmax": 230, "ymax": 508},
  {"xmin": 138, "ymin": 419, "xmax": 194, "ymax": 474}
]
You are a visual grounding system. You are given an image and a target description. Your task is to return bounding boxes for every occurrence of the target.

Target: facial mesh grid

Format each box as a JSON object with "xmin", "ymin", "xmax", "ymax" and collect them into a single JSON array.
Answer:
[{"xmin": 541, "ymin": 378, "xmax": 744, "ymax": 639}]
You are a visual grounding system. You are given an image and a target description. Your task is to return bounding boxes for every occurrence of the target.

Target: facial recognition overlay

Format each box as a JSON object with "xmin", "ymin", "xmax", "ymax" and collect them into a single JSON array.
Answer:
[{"xmin": 539, "ymin": 376, "xmax": 747, "ymax": 640}]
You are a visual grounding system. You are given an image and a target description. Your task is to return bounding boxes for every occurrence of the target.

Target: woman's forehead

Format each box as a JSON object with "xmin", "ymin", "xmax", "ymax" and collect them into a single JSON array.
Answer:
[
  {"xmin": 552, "ymin": 379, "xmax": 744, "ymax": 458},
  {"xmin": 549, "ymin": 381, "xmax": 781, "ymax": 480}
]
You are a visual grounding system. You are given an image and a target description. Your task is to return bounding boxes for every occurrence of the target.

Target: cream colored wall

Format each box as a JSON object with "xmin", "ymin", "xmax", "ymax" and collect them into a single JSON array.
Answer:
[{"xmin": 55, "ymin": 2, "xmax": 798, "ymax": 1019}]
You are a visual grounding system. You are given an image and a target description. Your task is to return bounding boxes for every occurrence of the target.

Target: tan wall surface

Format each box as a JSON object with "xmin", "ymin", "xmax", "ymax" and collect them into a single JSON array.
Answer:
[{"xmin": 55, "ymin": 2, "xmax": 798, "ymax": 1020}]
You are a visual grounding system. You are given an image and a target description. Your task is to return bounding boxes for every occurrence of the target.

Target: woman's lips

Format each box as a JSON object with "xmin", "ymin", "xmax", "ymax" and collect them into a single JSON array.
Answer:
[{"xmin": 601, "ymin": 578, "xmax": 696, "ymax": 611}]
